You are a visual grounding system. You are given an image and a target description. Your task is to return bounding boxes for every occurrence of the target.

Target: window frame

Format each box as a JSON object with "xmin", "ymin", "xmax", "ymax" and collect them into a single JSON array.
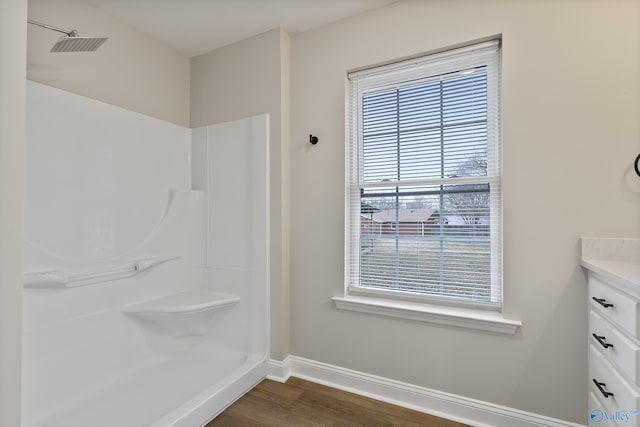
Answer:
[{"xmin": 343, "ymin": 39, "xmax": 504, "ymax": 313}]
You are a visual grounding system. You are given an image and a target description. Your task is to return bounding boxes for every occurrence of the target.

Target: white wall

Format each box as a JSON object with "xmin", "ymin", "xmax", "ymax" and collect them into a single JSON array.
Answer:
[
  {"xmin": 0, "ymin": 1, "xmax": 26, "ymax": 425},
  {"xmin": 25, "ymin": 81, "xmax": 191, "ymax": 262},
  {"xmin": 289, "ymin": 0, "xmax": 640, "ymax": 424},
  {"xmin": 22, "ymin": 81, "xmax": 199, "ymax": 425},
  {"xmin": 192, "ymin": 115, "xmax": 270, "ymax": 358},
  {"xmin": 28, "ymin": 0, "xmax": 190, "ymax": 126},
  {"xmin": 22, "ymin": 86, "xmax": 270, "ymax": 426}
]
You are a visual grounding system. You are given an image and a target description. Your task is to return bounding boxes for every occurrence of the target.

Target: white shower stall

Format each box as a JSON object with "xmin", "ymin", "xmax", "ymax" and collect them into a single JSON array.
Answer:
[{"xmin": 22, "ymin": 81, "xmax": 269, "ymax": 427}]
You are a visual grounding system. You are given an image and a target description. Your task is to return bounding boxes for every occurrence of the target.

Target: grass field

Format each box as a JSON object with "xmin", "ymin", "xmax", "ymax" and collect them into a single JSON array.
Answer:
[{"xmin": 360, "ymin": 238, "xmax": 491, "ymax": 300}]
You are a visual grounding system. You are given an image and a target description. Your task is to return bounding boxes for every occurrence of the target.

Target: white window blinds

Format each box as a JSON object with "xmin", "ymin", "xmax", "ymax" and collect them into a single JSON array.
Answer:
[{"xmin": 346, "ymin": 40, "xmax": 502, "ymax": 309}]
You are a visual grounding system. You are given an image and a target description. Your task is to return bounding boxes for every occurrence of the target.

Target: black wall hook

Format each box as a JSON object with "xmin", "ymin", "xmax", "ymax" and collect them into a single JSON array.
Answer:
[
  {"xmin": 634, "ymin": 153, "xmax": 640, "ymax": 177},
  {"xmin": 309, "ymin": 134, "xmax": 319, "ymax": 145}
]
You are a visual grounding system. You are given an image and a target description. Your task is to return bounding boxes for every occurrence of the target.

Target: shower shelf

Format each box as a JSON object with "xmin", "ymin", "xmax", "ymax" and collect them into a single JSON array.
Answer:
[
  {"xmin": 22, "ymin": 255, "xmax": 180, "ymax": 289},
  {"xmin": 122, "ymin": 290, "xmax": 240, "ymax": 315},
  {"xmin": 122, "ymin": 291, "xmax": 240, "ymax": 341}
]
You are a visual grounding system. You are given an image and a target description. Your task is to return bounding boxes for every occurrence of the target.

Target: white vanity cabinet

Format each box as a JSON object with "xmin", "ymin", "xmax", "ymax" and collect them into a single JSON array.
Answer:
[
  {"xmin": 582, "ymin": 238, "xmax": 640, "ymax": 427},
  {"xmin": 587, "ymin": 275, "xmax": 640, "ymax": 427}
]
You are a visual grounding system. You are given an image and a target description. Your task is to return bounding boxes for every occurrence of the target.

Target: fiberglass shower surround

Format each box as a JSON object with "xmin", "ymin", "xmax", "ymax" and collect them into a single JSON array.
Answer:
[{"xmin": 22, "ymin": 81, "xmax": 269, "ymax": 427}]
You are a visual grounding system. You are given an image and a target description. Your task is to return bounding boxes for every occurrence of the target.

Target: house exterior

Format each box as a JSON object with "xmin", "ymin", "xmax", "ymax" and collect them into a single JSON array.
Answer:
[
  {"xmin": 360, "ymin": 209, "xmax": 490, "ymax": 239},
  {"xmin": 361, "ymin": 208, "xmax": 440, "ymax": 237},
  {"xmin": 442, "ymin": 214, "xmax": 490, "ymax": 237}
]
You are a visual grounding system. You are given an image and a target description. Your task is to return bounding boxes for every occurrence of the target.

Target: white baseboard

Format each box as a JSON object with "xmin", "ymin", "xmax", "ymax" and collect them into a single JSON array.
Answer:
[
  {"xmin": 268, "ymin": 356, "xmax": 584, "ymax": 427},
  {"xmin": 266, "ymin": 356, "xmax": 292, "ymax": 383}
]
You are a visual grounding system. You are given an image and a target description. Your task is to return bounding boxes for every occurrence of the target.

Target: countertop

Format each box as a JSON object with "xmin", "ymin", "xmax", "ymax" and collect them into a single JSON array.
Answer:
[
  {"xmin": 581, "ymin": 237, "xmax": 640, "ymax": 291},
  {"xmin": 581, "ymin": 258, "xmax": 640, "ymax": 289}
]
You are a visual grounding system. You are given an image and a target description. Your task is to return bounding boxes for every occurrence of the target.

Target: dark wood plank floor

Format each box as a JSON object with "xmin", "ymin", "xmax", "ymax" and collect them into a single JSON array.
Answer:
[{"xmin": 206, "ymin": 377, "xmax": 470, "ymax": 427}]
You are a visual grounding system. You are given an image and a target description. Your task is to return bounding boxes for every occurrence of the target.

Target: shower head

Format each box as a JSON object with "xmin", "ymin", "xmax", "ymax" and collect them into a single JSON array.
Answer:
[
  {"xmin": 50, "ymin": 35, "xmax": 108, "ymax": 53},
  {"xmin": 28, "ymin": 19, "xmax": 108, "ymax": 53}
]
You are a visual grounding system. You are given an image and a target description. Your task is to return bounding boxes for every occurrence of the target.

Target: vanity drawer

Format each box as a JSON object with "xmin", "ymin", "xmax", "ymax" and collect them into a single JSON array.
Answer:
[
  {"xmin": 590, "ymin": 344, "xmax": 640, "ymax": 427},
  {"xmin": 590, "ymin": 277, "xmax": 640, "ymax": 339},
  {"xmin": 591, "ymin": 310, "xmax": 640, "ymax": 387}
]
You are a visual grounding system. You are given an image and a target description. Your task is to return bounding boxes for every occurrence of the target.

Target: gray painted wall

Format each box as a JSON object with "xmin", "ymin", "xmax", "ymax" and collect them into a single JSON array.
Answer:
[
  {"xmin": 0, "ymin": 1, "xmax": 26, "ymax": 425},
  {"xmin": 28, "ymin": 0, "xmax": 190, "ymax": 126},
  {"xmin": 289, "ymin": 0, "xmax": 640, "ymax": 423}
]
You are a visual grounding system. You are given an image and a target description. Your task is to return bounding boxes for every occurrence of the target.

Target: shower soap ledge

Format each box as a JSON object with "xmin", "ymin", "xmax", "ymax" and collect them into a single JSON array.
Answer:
[
  {"xmin": 23, "ymin": 256, "xmax": 180, "ymax": 289},
  {"xmin": 122, "ymin": 290, "xmax": 240, "ymax": 315}
]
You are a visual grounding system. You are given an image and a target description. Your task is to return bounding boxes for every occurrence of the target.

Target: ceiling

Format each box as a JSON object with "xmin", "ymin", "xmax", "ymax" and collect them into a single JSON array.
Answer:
[{"xmin": 87, "ymin": 0, "xmax": 398, "ymax": 58}]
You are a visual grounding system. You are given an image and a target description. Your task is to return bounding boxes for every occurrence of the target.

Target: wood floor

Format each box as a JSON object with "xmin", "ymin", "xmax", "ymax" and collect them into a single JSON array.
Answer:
[{"xmin": 206, "ymin": 377, "xmax": 470, "ymax": 427}]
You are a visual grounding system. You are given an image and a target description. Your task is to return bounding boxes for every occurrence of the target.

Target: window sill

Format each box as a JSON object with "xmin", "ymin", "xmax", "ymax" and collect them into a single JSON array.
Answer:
[{"xmin": 332, "ymin": 295, "xmax": 522, "ymax": 335}]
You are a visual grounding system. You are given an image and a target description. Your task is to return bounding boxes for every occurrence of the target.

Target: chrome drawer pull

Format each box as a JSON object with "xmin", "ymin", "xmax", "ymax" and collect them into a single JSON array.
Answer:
[
  {"xmin": 592, "ymin": 297, "xmax": 614, "ymax": 308},
  {"xmin": 592, "ymin": 333, "xmax": 614, "ymax": 349},
  {"xmin": 593, "ymin": 379, "xmax": 614, "ymax": 398}
]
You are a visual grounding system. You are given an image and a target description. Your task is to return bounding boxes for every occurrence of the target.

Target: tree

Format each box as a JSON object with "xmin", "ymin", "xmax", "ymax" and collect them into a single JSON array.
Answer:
[{"xmin": 443, "ymin": 156, "xmax": 490, "ymax": 236}]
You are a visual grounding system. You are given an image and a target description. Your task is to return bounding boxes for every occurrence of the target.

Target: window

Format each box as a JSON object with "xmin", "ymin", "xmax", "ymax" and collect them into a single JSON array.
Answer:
[{"xmin": 345, "ymin": 40, "xmax": 502, "ymax": 311}]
